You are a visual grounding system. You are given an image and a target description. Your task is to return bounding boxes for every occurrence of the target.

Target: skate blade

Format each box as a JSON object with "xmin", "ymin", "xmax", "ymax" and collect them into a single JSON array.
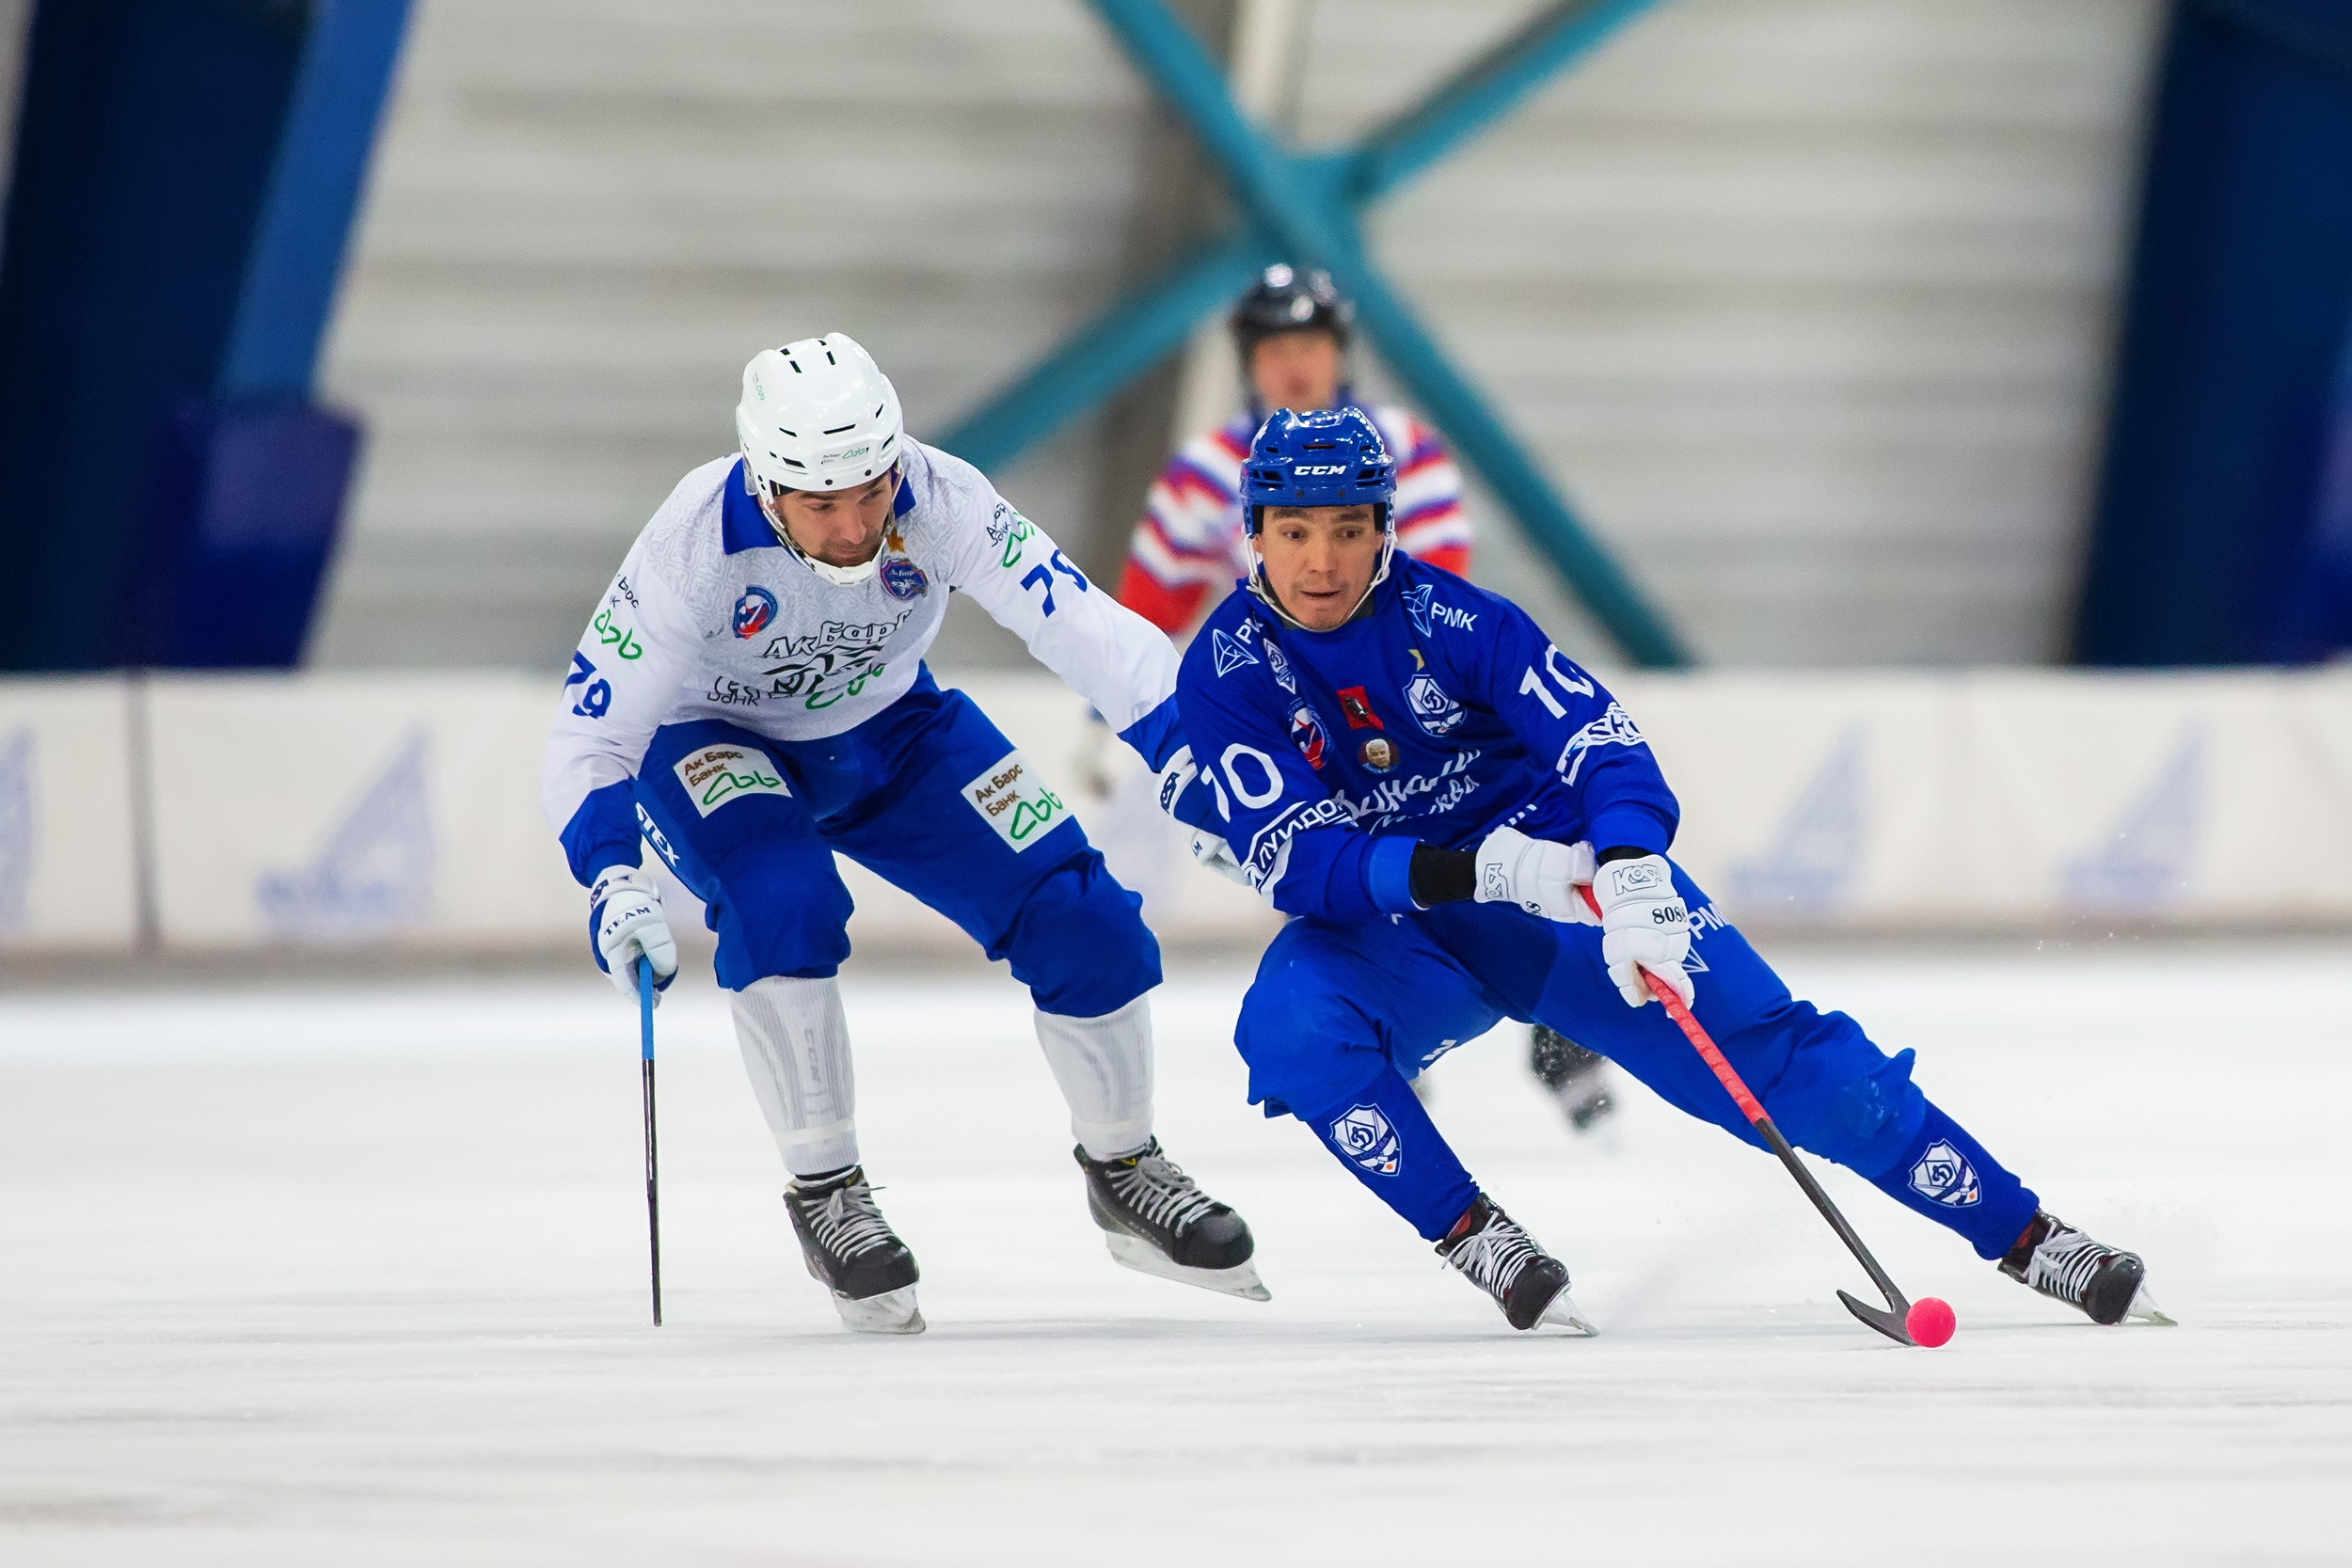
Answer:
[
  {"xmin": 2124, "ymin": 1283, "xmax": 2176, "ymax": 1326},
  {"xmin": 1104, "ymin": 1233, "xmax": 1272, "ymax": 1302},
  {"xmin": 833, "ymin": 1285, "xmax": 925, "ymax": 1335},
  {"xmin": 1537, "ymin": 1288, "xmax": 1598, "ymax": 1337}
]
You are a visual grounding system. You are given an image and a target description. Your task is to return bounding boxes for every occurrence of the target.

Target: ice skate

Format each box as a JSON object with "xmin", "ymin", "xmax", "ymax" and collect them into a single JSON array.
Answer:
[
  {"xmin": 1075, "ymin": 1139, "xmax": 1270, "ymax": 1302},
  {"xmin": 1438, "ymin": 1194, "xmax": 1596, "ymax": 1334},
  {"xmin": 1530, "ymin": 1025, "xmax": 1615, "ymax": 1134},
  {"xmin": 1999, "ymin": 1211, "xmax": 2171, "ymax": 1326},
  {"xmin": 784, "ymin": 1165, "xmax": 925, "ymax": 1335}
]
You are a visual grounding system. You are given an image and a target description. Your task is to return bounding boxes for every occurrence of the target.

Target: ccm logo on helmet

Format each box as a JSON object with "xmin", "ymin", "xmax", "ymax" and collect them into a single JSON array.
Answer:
[{"xmin": 1295, "ymin": 464, "xmax": 1346, "ymax": 475}]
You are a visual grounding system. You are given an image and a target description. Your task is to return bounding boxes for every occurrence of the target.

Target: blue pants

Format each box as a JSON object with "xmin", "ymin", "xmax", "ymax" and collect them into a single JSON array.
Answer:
[
  {"xmin": 1236, "ymin": 863, "xmax": 2039, "ymax": 1259},
  {"xmin": 632, "ymin": 666, "xmax": 1158, "ymax": 1019}
]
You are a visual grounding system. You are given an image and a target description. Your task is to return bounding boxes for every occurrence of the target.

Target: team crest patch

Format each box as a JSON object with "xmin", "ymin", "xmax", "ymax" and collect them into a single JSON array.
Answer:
[
  {"xmin": 1330, "ymin": 1103, "xmax": 1401, "ymax": 1177},
  {"xmin": 1908, "ymin": 1139, "xmax": 1981, "ymax": 1207},
  {"xmin": 1359, "ymin": 736, "xmax": 1399, "ymax": 771},
  {"xmin": 1211, "ymin": 628, "xmax": 1259, "ymax": 677},
  {"xmin": 878, "ymin": 557, "xmax": 929, "ymax": 601},
  {"xmin": 674, "ymin": 743, "xmax": 790, "ymax": 816},
  {"xmin": 1288, "ymin": 701, "xmax": 1330, "ymax": 771},
  {"xmin": 961, "ymin": 751, "xmax": 1068, "ymax": 850},
  {"xmin": 1404, "ymin": 672, "xmax": 1466, "ymax": 736},
  {"xmin": 733, "ymin": 585, "xmax": 778, "ymax": 639},
  {"xmin": 1265, "ymin": 640, "xmax": 1297, "ymax": 694}
]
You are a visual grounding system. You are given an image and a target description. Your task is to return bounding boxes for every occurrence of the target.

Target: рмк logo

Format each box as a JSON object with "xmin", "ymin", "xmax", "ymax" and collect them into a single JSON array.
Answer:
[
  {"xmin": 1908, "ymin": 1138, "xmax": 1980, "ymax": 1207},
  {"xmin": 733, "ymin": 585, "xmax": 778, "ymax": 639},
  {"xmin": 1330, "ymin": 1103, "xmax": 1401, "ymax": 1177}
]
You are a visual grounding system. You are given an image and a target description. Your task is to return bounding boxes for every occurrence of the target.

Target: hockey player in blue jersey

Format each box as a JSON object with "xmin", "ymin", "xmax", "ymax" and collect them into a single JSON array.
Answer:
[{"xmin": 1163, "ymin": 405, "xmax": 2162, "ymax": 1333}]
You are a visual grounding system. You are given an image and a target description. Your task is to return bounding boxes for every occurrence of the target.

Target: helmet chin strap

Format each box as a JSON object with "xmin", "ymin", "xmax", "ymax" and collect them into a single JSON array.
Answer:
[{"xmin": 755, "ymin": 466, "xmax": 891, "ymax": 586}]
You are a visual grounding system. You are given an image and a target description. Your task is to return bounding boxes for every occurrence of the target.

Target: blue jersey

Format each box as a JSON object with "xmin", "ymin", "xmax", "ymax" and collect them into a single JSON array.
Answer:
[{"xmin": 1173, "ymin": 557, "xmax": 1678, "ymax": 925}]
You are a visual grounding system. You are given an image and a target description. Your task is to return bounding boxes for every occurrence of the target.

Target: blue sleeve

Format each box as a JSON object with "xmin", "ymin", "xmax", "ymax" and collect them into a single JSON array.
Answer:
[
  {"xmin": 1117, "ymin": 694, "xmax": 1185, "ymax": 772},
  {"xmin": 1175, "ymin": 626, "xmax": 1420, "ymax": 923},
  {"xmin": 1459, "ymin": 594, "xmax": 1678, "ymax": 854},
  {"xmin": 559, "ymin": 779, "xmax": 643, "ymax": 887}
]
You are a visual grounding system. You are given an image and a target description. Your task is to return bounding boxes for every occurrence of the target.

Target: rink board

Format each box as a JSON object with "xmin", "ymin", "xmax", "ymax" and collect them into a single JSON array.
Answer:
[
  {"xmin": 0, "ymin": 678, "xmax": 141, "ymax": 949},
  {"xmin": 1, "ymin": 666, "xmax": 2348, "ymax": 949}
]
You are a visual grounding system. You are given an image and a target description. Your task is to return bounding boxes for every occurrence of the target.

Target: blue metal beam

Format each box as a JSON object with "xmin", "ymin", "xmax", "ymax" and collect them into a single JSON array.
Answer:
[
  {"xmin": 1079, "ymin": 0, "xmax": 1691, "ymax": 665},
  {"xmin": 219, "ymin": 0, "xmax": 413, "ymax": 397},
  {"xmin": 1345, "ymin": 0, "xmax": 1670, "ymax": 200},
  {"xmin": 940, "ymin": 0, "xmax": 1686, "ymax": 664},
  {"xmin": 943, "ymin": 231, "xmax": 1278, "ymax": 471},
  {"xmin": 936, "ymin": 7, "xmax": 1654, "ymax": 477}
]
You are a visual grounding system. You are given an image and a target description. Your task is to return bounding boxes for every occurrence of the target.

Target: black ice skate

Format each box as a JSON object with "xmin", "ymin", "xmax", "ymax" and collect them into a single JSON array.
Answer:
[
  {"xmin": 1999, "ymin": 1211, "xmax": 2171, "ymax": 1326},
  {"xmin": 1438, "ymin": 1195, "xmax": 1596, "ymax": 1334},
  {"xmin": 1074, "ymin": 1139, "xmax": 1270, "ymax": 1302},
  {"xmin": 784, "ymin": 1165, "xmax": 924, "ymax": 1335},
  {"xmin": 1530, "ymin": 1025, "xmax": 1615, "ymax": 1134}
]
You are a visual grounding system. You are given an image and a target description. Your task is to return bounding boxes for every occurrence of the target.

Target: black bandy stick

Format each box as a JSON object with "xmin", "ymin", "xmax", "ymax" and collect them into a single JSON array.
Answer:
[
  {"xmin": 1577, "ymin": 887, "xmax": 1915, "ymax": 1344},
  {"xmin": 636, "ymin": 957, "xmax": 663, "ymax": 1327}
]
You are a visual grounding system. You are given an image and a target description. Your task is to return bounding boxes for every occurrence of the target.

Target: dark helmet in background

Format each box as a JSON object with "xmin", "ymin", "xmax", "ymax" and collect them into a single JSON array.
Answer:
[{"xmin": 1229, "ymin": 264, "xmax": 1354, "ymax": 361}]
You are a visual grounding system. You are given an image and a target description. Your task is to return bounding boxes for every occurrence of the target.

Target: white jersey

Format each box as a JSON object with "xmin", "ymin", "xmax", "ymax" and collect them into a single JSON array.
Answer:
[{"xmin": 541, "ymin": 439, "xmax": 1180, "ymax": 871}]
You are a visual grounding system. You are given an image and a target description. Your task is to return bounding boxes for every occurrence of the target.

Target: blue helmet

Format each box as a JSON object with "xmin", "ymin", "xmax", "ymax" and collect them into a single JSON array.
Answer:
[
  {"xmin": 1239, "ymin": 406, "xmax": 1396, "ymax": 530},
  {"xmin": 1240, "ymin": 406, "xmax": 1400, "ymax": 625}
]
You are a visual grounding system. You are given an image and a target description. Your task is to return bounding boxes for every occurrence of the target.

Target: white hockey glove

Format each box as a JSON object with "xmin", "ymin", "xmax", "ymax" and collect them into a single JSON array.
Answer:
[
  {"xmin": 1473, "ymin": 827, "xmax": 1598, "ymax": 924},
  {"xmin": 1185, "ymin": 826, "xmax": 1251, "ymax": 887},
  {"xmin": 1592, "ymin": 852, "xmax": 1693, "ymax": 1009},
  {"xmin": 589, "ymin": 863, "xmax": 679, "ymax": 1004},
  {"xmin": 1155, "ymin": 745, "xmax": 1251, "ymax": 888}
]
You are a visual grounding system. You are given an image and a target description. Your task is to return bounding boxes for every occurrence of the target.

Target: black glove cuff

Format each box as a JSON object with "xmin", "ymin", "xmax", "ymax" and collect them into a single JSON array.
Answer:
[{"xmin": 1407, "ymin": 844, "xmax": 1479, "ymax": 908}]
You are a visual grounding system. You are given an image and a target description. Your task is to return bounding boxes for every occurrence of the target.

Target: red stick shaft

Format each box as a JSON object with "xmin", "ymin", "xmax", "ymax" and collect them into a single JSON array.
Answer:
[
  {"xmin": 1573, "ymin": 879, "xmax": 1917, "ymax": 1344},
  {"xmin": 1577, "ymin": 882, "xmax": 1766, "ymax": 1125}
]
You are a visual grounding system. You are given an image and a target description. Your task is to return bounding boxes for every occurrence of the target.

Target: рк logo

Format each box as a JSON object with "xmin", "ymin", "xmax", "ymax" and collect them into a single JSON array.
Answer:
[{"xmin": 1329, "ymin": 1103, "xmax": 1402, "ymax": 1177}]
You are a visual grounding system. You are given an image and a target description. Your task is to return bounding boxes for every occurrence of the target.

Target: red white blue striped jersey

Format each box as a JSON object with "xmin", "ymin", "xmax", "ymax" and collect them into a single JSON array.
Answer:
[{"xmin": 1118, "ymin": 402, "xmax": 1473, "ymax": 634}]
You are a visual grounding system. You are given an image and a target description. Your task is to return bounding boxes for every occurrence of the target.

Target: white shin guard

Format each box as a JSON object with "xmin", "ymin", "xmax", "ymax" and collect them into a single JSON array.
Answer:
[
  {"xmin": 1034, "ymin": 995, "xmax": 1156, "ymax": 1160},
  {"xmin": 732, "ymin": 975, "xmax": 858, "ymax": 1177}
]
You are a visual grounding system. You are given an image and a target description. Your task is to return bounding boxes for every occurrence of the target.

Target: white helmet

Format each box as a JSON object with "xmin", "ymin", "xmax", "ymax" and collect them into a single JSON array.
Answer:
[{"xmin": 736, "ymin": 333, "xmax": 904, "ymax": 494}]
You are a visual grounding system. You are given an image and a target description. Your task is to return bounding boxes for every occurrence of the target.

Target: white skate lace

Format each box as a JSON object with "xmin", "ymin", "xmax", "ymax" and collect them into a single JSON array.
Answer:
[
  {"xmin": 796, "ymin": 1179, "xmax": 898, "ymax": 1264},
  {"xmin": 2026, "ymin": 1224, "xmax": 2122, "ymax": 1306},
  {"xmin": 1443, "ymin": 1210, "xmax": 1544, "ymax": 1298},
  {"xmin": 1105, "ymin": 1147, "xmax": 1219, "ymax": 1236}
]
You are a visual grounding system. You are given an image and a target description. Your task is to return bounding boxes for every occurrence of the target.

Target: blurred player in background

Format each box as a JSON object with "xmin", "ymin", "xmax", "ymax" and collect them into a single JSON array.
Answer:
[
  {"xmin": 1161, "ymin": 406, "xmax": 2163, "ymax": 1335},
  {"xmin": 542, "ymin": 334, "xmax": 1264, "ymax": 1336},
  {"xmin": 1118, "ymin": 264, "xmax": 1470, "ymax": 629},
  {"xmin": 1120, "ymin": 264, "xmax": 1615, "ymax": 1134}
]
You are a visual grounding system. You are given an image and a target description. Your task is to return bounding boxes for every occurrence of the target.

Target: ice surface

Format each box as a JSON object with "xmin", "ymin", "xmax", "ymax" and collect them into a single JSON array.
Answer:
[{"xmin": 4, "ymin": 946, "xmax": 2347, "ymax": 1565}]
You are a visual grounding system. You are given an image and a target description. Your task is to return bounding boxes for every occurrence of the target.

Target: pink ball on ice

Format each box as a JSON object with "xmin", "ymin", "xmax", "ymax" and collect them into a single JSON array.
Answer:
[{"xmin": 1906, "ymin": 1296, "xmax": 1956, "ymax": 1347}]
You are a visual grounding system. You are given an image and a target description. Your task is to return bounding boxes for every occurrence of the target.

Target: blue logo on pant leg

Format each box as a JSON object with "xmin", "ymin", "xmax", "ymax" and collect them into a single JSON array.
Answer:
[
  {"xmin": 1908, "ymin": 1139, "xmax": 1980, "ymax": 1207},
  {"xmin": 1331, "ymin": 1104, "xmax": 1401, "ymax": 1177}
]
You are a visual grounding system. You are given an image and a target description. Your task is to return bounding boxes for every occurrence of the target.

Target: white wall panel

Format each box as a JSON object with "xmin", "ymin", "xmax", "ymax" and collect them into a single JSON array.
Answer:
[
  {"xmin": 0, "ymin": 680, "xmax": 139, "ymax": 949},
  {"xmin": 144, "ymin": 674, "xmax": 580, "ymax": 948},
  {"xmin": 1616, "ymin": 672, "xmax": 1965, "ymax": 923},
  {"xmin": 14, "ymin": 664, "xmax": 2344, "ymax": 958},
  {"xmin": 1953, "ymin": 672, "xmax": 2352, "ymax": 921}
]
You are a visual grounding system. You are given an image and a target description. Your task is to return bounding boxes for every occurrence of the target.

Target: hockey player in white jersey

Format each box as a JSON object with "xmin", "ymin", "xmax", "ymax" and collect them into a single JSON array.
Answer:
[{"xmin": 541, "ymin": 334, "xmax": 1264, "ymax": 1334}]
